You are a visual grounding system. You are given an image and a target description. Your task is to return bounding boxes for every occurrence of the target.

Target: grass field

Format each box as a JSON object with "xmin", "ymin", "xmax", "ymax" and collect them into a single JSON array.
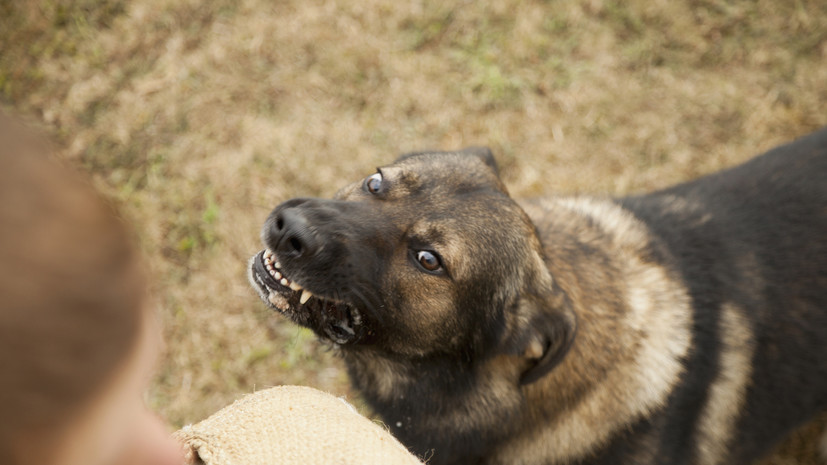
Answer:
[{"xmin": 1, "ymin": 0, "xmax": 825, "ymax": 462}]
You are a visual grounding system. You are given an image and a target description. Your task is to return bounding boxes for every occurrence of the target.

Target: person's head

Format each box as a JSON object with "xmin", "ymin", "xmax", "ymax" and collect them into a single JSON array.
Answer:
[{"xmin": 0, "ymin": 114, "xmax": 183, "ymax": 465}]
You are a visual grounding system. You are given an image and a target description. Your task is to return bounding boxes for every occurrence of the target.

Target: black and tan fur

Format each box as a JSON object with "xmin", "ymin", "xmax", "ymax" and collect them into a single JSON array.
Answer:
[{"xmin": 248, "ymin": 129, "xmax": 827, "ymax": 465}]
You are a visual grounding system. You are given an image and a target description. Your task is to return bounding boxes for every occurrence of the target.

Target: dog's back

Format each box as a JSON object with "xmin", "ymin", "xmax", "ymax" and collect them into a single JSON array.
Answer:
[{"xmin": 620, "ymin": 128, "xmax": 827, "ymax": 463}]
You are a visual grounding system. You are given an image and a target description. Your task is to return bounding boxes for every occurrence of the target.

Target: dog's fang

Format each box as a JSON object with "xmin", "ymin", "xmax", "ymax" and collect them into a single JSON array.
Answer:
[
  {"xmin": 289, "ymin": 281, "xmax": 303, "ymax": 292},
  {"xmin": 300, "ymin": 289, "xmax": 313, "ymax": 304}
]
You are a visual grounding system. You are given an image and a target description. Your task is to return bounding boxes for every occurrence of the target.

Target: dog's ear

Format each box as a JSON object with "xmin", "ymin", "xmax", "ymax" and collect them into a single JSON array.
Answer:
[
  {"xmin": 395, "ymin": 147, "xmax": 499, "ymax": 176},
  {"xmin": 511, "ymin": 291, "xmax": 577, "ymax": 385},
  {"xmin": 458, "ymin": 146, "xmax": 499, "ymax": 176},
  {"xmin": 395, "ymin": 150, "xmax": 435, "ymax": 163}
]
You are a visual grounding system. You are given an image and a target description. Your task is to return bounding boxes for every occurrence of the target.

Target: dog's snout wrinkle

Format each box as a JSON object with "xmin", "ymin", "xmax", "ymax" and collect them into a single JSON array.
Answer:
[{"xmin": 272, "ymin": 208, "xmax": 320, "ymax": 258}]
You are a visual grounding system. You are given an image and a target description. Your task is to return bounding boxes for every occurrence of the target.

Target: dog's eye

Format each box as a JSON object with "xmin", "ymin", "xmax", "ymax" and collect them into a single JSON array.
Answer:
[
  {"xmin": 415, "ymin": 250, "xmax": 442, "ymax": 273},
  {"xmin": 364, "ymin": 172, "xmax": 383, "ymax": 194}
]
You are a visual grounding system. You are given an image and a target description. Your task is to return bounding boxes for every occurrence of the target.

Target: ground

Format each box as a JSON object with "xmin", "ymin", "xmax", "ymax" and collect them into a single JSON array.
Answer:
[{"xmin": 1, "ymin": 0, "xmax": 825, "ymax": 462}]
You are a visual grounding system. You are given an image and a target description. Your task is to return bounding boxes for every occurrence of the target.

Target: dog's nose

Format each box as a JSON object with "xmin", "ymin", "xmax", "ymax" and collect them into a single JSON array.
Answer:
[{"xmin": 271, "ymin": 208, "xmax": 320, "ymax": 258}]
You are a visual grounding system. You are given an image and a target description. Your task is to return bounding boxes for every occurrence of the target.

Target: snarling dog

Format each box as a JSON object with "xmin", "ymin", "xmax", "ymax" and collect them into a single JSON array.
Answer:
[{"xmin": 248, "ymin": 129, "xmax": 827, "ymax": 465}]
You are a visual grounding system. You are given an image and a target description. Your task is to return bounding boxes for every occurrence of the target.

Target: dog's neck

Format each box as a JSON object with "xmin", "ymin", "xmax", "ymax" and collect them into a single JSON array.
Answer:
[{"xmin": 342, "ymin": 342, "xmax": 530, "ymax": 463}]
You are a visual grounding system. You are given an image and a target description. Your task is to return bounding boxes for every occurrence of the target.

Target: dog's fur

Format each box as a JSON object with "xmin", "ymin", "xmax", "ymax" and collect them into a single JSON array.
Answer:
[{"xmin": 248, "ymin": 129, "xmax": 827, "ymax": 465}]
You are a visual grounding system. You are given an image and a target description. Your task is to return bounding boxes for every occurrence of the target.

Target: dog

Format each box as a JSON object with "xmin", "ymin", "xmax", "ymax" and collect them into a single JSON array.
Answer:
[{"xmin": 248, "ymin": 129, "xmax": 827, "ymax": 465}]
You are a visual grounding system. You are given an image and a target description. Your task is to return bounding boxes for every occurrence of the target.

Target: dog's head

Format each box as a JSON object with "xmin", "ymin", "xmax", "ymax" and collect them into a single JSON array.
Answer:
[{"xmin": 249, "ymin": 148, "xmax": 575, "ymax": 384}]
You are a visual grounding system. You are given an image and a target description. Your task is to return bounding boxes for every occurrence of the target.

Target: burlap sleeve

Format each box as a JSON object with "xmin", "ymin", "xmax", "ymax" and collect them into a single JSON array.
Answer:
[{"xmin": 173, "ymin": 385, "xmax": 425, "ymax": 465}]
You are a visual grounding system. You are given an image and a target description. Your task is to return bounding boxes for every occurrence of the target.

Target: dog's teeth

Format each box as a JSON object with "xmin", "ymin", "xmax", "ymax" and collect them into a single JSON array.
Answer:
[
  {"xmin": 289, "ymin": 281, "xmax": 302, "ymax": 291},
  {"xmin": 280, "ymin": 278, "xmax": 289, "ymax": 286},
  {"xmin": 263, "ymin": 249, "xmax": 273, "ymax": 259},
  {"xmin": 275, "ymin": 262, "xmax": 281, "ymax": 269},
  {"xmin": 300, "ymin": 289, "xmax": 313, "ymax": 304},
  {"xmin": 274, "ymin": 271, "xmax": 282, "ymax": 280}
]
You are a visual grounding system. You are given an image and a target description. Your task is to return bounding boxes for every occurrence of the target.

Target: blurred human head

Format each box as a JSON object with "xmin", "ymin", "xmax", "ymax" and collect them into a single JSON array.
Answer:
[{"xmin": 0, "ymin": 113, "xmax": 182, "ymax": 465}]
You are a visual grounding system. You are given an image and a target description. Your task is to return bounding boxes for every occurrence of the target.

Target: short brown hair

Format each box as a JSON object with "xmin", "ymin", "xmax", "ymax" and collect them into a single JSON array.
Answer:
[{"xmin": 0, "ymin": 114, "xmax": 145, "ymax": 462}]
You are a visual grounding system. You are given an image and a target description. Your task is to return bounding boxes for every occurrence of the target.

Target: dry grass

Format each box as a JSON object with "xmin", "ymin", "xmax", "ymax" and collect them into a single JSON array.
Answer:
[{"xmin": 1, "ymin": 0, "xmax": 825, "ymax": 461}]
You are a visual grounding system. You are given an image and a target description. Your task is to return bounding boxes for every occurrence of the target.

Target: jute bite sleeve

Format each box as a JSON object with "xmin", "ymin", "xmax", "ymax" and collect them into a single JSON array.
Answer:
[{"xmin": 173, "ymin": 385, "xmax": 424, "ymax": 465}]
